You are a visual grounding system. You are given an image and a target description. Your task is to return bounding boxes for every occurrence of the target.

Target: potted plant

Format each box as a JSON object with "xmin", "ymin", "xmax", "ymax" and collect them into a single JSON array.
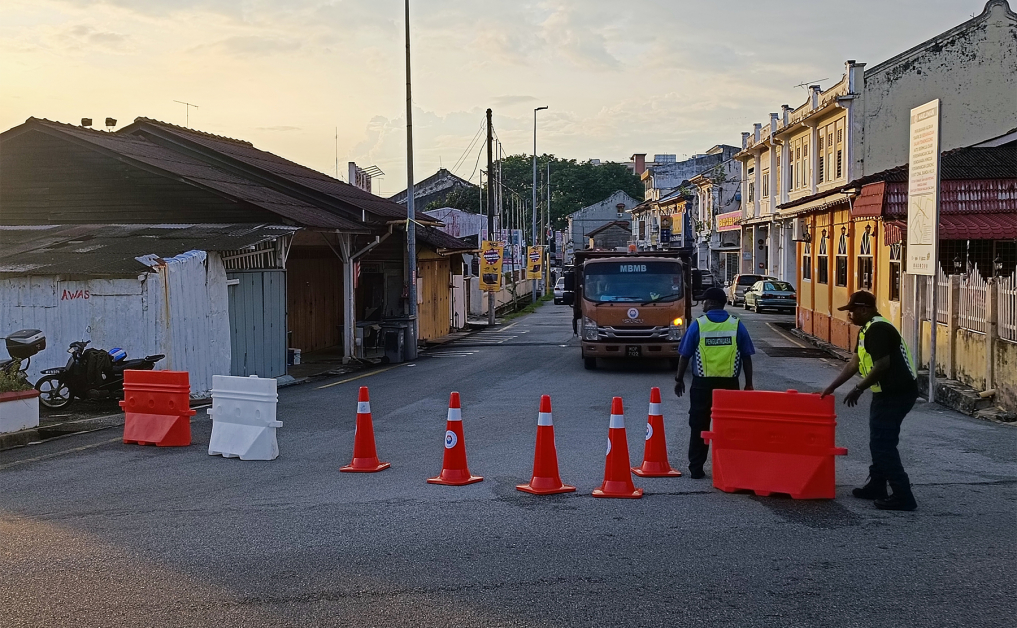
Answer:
[{"xmin": 0, "ymin": 367, "xmax": 40, "ymax": 434}]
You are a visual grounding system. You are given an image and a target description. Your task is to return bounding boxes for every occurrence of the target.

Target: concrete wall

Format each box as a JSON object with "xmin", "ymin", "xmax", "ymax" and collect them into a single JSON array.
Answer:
[
  {"xmin": 567, "ymin": 190, "xmax": 641, "ymax": 252},
  {"xmin": 862, "ymin": 1, "xmax": 1017, "ymax": 174},
  {"xmin": 920, "ymin": 321, "xmax": 1017, "ymax": 411}
]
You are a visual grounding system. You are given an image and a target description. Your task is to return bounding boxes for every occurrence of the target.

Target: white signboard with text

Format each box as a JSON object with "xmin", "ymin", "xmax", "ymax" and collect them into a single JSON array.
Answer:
[{"xmin": 906, "ymin": 99, "xmax": 941, "ymax": 276}]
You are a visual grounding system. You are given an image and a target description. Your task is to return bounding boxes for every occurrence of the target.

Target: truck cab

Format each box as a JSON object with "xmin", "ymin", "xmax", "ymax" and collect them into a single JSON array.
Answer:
[{"xmin": 564, "ymin": 250, "xmax": 694, "ymax": 370}]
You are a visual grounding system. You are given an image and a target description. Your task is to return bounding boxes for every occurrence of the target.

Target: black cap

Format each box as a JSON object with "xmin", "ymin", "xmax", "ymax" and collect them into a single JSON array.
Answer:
[
  {"xmin": 837, "ymin": 290, "xmax": 876, "ymax": 311},
  {"xmin": 702, "ymin": 287, "xmax": 728, "ymax": 303}
]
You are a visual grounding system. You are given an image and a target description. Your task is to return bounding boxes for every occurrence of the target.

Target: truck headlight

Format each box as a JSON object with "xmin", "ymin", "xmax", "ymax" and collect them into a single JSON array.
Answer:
[
  {"xmin": 668, "ymin": 317, "xmax": 684, "ymax": 341},
  {"xmin": 582, "ymin": 317, "xmax": 599, "ymax": 341}
]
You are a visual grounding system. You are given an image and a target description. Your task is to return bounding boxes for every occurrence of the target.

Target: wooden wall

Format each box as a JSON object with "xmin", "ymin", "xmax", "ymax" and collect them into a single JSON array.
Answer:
[
  {"xmin": 418, "ymin": 257, "xmax": 451, "ymax": 341},
  {"xmin": 287, "ymin": 253, "xmax": 342, "ymax": 352}
]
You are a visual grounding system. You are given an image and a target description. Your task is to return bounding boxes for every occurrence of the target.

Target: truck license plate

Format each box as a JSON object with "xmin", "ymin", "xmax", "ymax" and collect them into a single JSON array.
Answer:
[{"xmin": 626, "ymin": 345, "xmax": 641, "ymax": 357}]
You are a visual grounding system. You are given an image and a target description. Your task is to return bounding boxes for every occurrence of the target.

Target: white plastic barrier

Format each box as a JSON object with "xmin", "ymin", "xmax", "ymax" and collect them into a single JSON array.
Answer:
[{"xmin": 207, "ymin": 375, "xmax": 281, "ymax": 461}]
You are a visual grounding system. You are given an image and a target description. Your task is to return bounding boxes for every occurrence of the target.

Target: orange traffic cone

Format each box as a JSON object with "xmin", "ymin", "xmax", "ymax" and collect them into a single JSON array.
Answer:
[
  {"xmin": 517, "ymin": 395, "xmax": 576, "ymax": 495},
  {"xmin": 340, "ymin": 386, "xmax": 390, "ymax": 473},
  {"xmin": 593, "ymin": 397, "xmax": 643, "ymax": 499},
  {"xmin": 427, "ymin": 392, "xmax": 483, "ymax": 486},
  {"xmin": 632, "ymin": 387, "xmax": 682, "ymax": 477}
]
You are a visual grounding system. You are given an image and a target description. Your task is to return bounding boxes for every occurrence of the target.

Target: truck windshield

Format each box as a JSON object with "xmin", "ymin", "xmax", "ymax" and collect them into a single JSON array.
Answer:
[{"xmin": 584, "ymin": 261, "xmax": 684, "ymax": 303}]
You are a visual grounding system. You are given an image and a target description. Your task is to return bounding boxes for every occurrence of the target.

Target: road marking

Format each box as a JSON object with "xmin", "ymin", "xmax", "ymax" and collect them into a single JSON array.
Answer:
[
  {"xmin": 316, "ymin": 364, "xmax": 404, "ymax": 389},
  {"xmin": 766, "ymin": 322, "xmax": 807, "ymax": 348},
  {"xmin": 0, "ymin": 436, "xmax": 123, "ymax": 471}
]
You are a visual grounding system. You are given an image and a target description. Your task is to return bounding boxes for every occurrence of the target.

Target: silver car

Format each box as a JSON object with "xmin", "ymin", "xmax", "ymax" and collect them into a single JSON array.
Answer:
[{"xmin": 553, "ymin": 277, "xmax": 566, "ymax": 304}]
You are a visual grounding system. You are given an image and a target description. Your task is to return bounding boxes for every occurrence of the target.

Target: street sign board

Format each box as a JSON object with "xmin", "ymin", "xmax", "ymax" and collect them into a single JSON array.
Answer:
[
  {"xmin": 906, "ymin": 99, "xmax": 941, "ymax": 276},
  {"xmin": 480, "ymin": 241, "xmax": 504, "ymax": 291}
]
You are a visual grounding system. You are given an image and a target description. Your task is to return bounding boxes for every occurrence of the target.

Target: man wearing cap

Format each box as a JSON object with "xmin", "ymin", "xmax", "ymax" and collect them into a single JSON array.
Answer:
[
  {"xmin": 674, "ymin": 286, "xmax": 755, "ymax": 479},
  {"xmin": 822, "ymin": 290, "xmax": 919, "ymax": 511}
]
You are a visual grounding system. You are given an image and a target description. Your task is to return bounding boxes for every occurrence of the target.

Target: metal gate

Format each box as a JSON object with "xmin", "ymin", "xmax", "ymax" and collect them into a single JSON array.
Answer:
[{"xmin": 226, "ymin": 270, "xmax": 287, "ymax": 377}]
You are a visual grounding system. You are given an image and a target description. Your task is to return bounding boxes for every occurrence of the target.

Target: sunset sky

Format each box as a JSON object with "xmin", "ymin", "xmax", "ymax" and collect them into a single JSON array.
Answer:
[{"xmin": 0, "ymin": 0, "xmax": 985, "ymax": 195}]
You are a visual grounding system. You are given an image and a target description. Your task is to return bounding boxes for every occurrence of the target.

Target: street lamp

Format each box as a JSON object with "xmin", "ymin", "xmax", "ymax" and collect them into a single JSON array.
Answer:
[{"xmin": 532, "ymin": 105, "xmax": 548, "ymax": 303}]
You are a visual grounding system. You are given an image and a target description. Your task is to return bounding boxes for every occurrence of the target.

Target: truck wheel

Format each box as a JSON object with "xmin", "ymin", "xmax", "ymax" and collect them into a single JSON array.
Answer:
[{"xmin": 584, "ymin": 357, "xmax": 597, "ymax": 370}]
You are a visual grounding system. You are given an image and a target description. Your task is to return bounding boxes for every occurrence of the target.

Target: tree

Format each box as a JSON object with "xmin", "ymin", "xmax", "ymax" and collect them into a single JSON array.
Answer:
[
  {"xmin": 492, "ymin": 155, "xmax": 642, "ymax": 236},
  {"xmin": 424, "ymin": 186, "xmax": 481, "ymax": 213}
]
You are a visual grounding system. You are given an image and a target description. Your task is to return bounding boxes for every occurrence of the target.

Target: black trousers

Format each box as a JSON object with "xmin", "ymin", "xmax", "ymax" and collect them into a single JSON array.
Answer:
[
  {"xmin": 869, "ymin": 391, "xmax": 918, "ymax": 496},
  {"xmin": 688, "ymin": 376, "xmax": 740, "ymax": 471}
]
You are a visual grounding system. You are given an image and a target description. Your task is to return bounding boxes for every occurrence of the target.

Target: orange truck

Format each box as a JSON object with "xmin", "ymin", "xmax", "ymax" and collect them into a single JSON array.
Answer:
[{"xmin": 563, "ymin": 250, "xmax": 696, "ymax": 370}]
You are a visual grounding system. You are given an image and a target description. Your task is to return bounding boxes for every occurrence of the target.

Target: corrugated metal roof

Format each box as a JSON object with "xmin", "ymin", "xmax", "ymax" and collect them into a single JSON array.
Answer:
[
  {"xmin": 16, "ymin": 119, "xmax": 365, "ymax": 231},
  {"xmin": 123, "ymin": 118, "xmax": 409, "ymax": 220},
  {"xmin": 0, "ymin": 224, "xmax": 298, "ymax": 277},
  {"xmin": 415, "ymin": 225, "xmax": 476, "ymax": 252}
]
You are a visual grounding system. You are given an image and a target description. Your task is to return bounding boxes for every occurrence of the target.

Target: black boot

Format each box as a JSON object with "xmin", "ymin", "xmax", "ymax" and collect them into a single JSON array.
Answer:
[
  {"xmin": 875, "ymin": 482, "xmax": 917, "ymax": 511},
  {"xmin": 852, "ymin": 477, "xmax": 888, "ymax": 500}
]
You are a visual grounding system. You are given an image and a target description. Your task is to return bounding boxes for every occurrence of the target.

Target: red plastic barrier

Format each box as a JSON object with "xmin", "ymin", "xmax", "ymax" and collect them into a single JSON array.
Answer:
[
  {"xmin": 120, "ymin": 370, "xmax": 195, "ymax": 447},
  {"xmin": 701, "ymin": 389, "xmax": 847, "ymax": 500}
]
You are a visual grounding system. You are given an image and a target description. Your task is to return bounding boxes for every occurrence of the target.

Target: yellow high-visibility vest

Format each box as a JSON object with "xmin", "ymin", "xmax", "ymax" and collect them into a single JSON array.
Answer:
[
  {"xmin": 696, "ymin": 314, "xmax": 739, "ymax": 378},
  {"xmin": 857, "ymin": 315, "xmax": 916, "ymax": 392}
]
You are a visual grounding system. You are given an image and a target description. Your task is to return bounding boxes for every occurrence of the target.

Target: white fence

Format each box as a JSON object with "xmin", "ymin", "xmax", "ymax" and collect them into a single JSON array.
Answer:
[
  {"xmin": 999, "ymin": 272, "xmax": 1017, "ymax": 342},
  {"xmin": 958, "ymin": 266, "xmax": 988, "ymax": 334},
  {"xmin": 925, "ymin": 267, "xmax": 950, "ymax": 324}
]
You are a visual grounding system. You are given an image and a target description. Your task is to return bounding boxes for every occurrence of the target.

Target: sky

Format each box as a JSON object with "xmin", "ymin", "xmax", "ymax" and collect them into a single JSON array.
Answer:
[{"xmin": 0, "ymin": 0, "xmax": 991, "ymax": 196}]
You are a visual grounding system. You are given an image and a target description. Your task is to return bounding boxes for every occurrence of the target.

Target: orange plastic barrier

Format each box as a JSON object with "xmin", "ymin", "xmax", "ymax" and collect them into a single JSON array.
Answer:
[
  {"xmin": 702, "ymin": 389, "xmax": 847, "ymax": 499},
  {"xmin": 120, "ymin": 370, "xmax": 195, "ymax": 447}
]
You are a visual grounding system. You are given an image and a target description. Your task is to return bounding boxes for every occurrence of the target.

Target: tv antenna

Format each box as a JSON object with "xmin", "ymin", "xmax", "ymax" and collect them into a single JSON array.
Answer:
[
  {"xmin": 173, "ymin": 100, "xmax": 199, "ymax": 127},
  {"xmin": 793, "ymin": 78, "xmax": 828, "ymax": 90}
]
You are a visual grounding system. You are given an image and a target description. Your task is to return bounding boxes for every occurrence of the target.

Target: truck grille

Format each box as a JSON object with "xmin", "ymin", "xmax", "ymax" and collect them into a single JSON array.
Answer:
[{"xmin": 597, "ymin": 325, "xmax": 669, "ymax": 340}]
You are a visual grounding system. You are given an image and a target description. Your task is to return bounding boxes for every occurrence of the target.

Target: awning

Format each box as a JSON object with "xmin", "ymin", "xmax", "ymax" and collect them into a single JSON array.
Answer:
[
  {"xmin": 939, "ymin": 212, "xmax": 1017, "ymax": 240},
  {"xmin": 851, "ymin": 182, "xmax": 885, "ymax": 217}
]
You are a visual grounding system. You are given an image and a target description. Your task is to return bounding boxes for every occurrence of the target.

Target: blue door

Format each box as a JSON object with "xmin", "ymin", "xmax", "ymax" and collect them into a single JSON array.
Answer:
[{"xmin": 226, "ymin": 270, "xmax": 287, "ymax": 377}]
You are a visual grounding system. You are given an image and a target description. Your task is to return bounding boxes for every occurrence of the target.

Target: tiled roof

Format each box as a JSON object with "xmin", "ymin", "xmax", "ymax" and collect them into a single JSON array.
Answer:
[
  {"xmin": 15, "ymin": 119, "xmax": 365, "ymax": 231},
  {"xmin": 122, "ymin": 118, "xmax": 410, "ymax": 220},
  {"xmin": 586, "ymin": 221, "xmax": 631, "ymax": 237},
  {"xmin": 0, "ymin": 223, "xmax": 298, "ymax": 276},
  {"xmin": 415, "ymin": 225, "xmax": 476, "ymax": 252}
]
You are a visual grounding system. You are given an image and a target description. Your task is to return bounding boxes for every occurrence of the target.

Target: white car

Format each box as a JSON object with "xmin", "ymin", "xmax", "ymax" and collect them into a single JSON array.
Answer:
[{"xmin": 553, "ymin": 277, "xmax": 566, "ymax": 304}]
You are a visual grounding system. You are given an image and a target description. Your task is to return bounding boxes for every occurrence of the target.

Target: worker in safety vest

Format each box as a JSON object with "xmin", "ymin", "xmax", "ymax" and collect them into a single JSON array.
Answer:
[
  {"xmin": 674, "ymin": 287, "xmax": 755, "ymax": 479},
  {"xmin": 822, "ymin": 290, "xmax": 919, "ymax": 511}
]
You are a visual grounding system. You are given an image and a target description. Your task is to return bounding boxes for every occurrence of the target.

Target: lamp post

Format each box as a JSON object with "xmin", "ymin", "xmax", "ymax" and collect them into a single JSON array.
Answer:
[{"xmin": 532, "ymin": 106, "xmax": 548, "ymax": 303}]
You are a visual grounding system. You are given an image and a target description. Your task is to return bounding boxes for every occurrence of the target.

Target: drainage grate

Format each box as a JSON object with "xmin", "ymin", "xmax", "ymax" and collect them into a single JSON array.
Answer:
[{"xmin": 762, "ymin": 347, "xmax": 831, "ymax": 358}]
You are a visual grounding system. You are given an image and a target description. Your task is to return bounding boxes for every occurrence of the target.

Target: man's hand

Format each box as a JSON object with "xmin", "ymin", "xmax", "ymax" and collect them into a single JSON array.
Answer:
[
  {"xmin": 844, "ymin": 386, "xmax": 864, "ymax": 407},
  {"xmin": 820, "ymin": 385, "xmax": 836, "ymax": 399},
  {"xmin": 674, "ymin": 379, "xmax": 685, "ymax": 398},
  {"xmin": 743, "ymin": 383, "xmax": 754, "ymax": 391}
]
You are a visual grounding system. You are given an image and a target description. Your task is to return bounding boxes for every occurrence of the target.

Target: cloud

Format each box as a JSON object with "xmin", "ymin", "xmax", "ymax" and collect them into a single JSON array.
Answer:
[
  {"xmin": 257, "ymin": 125, "xmax": 301, "ymax": 132},
  {"xmin": 192, "ymin": 35, "xmax": 301, "ymax": 56},
  {"xmin": 55, "ymin": 24, "xmax": 132, "ymax": 52},
  {"xmin": 491, "ymin": 95, "xmax": 537, "ymax": 107}
]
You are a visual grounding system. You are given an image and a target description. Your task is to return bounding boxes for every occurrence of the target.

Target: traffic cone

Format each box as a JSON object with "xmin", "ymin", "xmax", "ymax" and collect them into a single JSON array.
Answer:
[
  {"xmin": 632, "ymin": 387, "xmax": 682, "ymax": 477},
  {"xmin": 593, "ymin": 397, "xmax": 643, "ymax": 499},
  {"xmin": 517, "ymin": 395, "xmax": 576, "ymax": 495},
  {"xmin": 427, "ymin": 392, "xmax": 483, "ymax": 486},
  {"xmin": 340, "ymin": 386, "xmax": 390, "ymax": 473}
]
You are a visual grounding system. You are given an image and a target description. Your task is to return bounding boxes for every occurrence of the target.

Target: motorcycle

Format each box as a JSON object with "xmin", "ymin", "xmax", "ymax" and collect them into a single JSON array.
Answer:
[
  {"xmin": 35, "ymin": 340, "xmax": 164, "ymax": 409},
  {"xmin": 1, "ymin": 329, "xmax": 46, "ymax": 389}
]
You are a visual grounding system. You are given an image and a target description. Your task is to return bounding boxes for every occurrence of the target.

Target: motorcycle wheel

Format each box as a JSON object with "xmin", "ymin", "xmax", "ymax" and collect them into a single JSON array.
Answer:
[{"xmin": 36, "ymin": 375, "xmax": 73, "ymax": 409}]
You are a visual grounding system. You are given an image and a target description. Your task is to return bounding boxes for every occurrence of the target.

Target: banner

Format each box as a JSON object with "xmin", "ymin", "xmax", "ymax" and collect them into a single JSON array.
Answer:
[
  {"xmin": 480, "ymin": 241, "xmax": 504, "ymax": 292},
  {"xmin": 716, "ymin": 210, "xmax": 741, "ymax": 232},
  {"xmin": 525, "ymin": 246, "xmax": 543, "ymax": 280},
  {"xmin": 906, "ymin": 99, "xmax": 941, "ymax": 276}
]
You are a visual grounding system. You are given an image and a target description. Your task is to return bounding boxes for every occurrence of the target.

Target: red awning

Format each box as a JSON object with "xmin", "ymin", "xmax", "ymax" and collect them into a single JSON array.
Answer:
[
  {"xmin": 938, "ymin": 212, "xmax": 1017, "ymax": 240},
  {"xmin": 851, "ymin": 181, "xmax": 885, "ymax": 217},
  {"xmin": 884, "ymin": 220, "xmax": 906, "ymax": 245},
  {"xmin": 883, "ymin": 213, "xmax": 1016, "ymax": 245}
]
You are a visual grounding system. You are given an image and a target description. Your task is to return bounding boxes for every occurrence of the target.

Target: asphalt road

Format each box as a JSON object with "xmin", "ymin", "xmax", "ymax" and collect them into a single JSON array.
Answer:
[{"xmin": 1, "ymin": 303, "xmax": 1014, "ymax": 627}]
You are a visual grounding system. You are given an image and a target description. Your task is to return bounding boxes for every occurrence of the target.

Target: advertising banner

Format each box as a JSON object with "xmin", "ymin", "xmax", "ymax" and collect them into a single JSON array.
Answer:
[
  {"xmin": 906, "ymin": 99, "xmax": 941, "ymax": 276},
  {"xmin": 525, "ymin": 246, "xmax": 543, "ymax": 280},
  {"xmin": 480, "ymin": 241, "xmax": 504, "ymax": 292},
  {"xmin": 716, "ymin": 210, "xmax": 741, "ymax": 232}
]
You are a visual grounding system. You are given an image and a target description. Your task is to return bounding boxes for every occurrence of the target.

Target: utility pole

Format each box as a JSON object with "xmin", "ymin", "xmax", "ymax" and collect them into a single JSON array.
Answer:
[
  {"xmin": 546, "ymin": 160, "xmax": 551, "ymax": 282},
  {"xmin": 487, "ymin": 108, "xmax": 495, "ymax": 326},
  {"xmin": 404, "ymin": 0, "xmax": 418, "ymax": 359},
  {"xmin": 532, "ymin": 105, "xmax": 548, "ymax": 303}
]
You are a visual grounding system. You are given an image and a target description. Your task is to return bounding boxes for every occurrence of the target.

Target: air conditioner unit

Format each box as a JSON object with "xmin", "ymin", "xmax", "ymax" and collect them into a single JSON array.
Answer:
[{"xmin": 792, "ymin": 217, "xmax": 809, "ymax": 242}]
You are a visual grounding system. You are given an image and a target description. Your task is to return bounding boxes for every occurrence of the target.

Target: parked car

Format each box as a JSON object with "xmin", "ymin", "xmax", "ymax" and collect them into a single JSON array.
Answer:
[
  {"xmin": 553, "ymin": 277, "xmax": 566, "ymax": 304},
  {"xmin": 725, "ymin": 274, "xmax": 776, "ymax": 305},
  {"xmin": 743, "ymin": 280, "xmax": 797, "ymax": 313}
]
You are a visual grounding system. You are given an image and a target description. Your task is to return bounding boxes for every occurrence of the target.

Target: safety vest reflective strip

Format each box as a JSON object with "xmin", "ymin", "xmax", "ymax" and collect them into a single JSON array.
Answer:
[
  {"xmin": 696, "ymin": 315, "xmax": 739, "ymax": 378},
  {"xmin": 857, "ymin": 315, "xmax": 916, "ymax": 393}
]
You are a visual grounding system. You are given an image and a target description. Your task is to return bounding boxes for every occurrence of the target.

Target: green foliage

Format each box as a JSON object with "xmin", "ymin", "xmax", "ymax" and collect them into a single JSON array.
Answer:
[
  {"xmin": 493, "ymin": 155, "xmax": 642, "ymax": 233},
  {"xmin": 424, "ymin": 186, "xmax": 482, "ymax": 213},
  {"xmin": 0, "ymin": 365, "xmax": 31, "ymax": 393}
]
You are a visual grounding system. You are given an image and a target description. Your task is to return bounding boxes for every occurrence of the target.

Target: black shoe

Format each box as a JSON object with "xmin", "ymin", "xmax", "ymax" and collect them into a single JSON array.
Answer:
[
  {"xmin": 874, "ymin": 494, "xmax": 917, "ymax": 511},
  {"xmin": 852, "ymin": 478, "xmax": 889, "ymax": 500},
  {"xmin": 689, "ymin": 468, "xmax": 705, "ymax": 479}
]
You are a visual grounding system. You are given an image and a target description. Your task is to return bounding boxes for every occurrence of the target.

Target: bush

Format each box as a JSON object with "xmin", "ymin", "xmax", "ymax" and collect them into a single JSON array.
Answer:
[{"xmin": 0, "ymin": 366, "xmax": 32, "ymax": 393}]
